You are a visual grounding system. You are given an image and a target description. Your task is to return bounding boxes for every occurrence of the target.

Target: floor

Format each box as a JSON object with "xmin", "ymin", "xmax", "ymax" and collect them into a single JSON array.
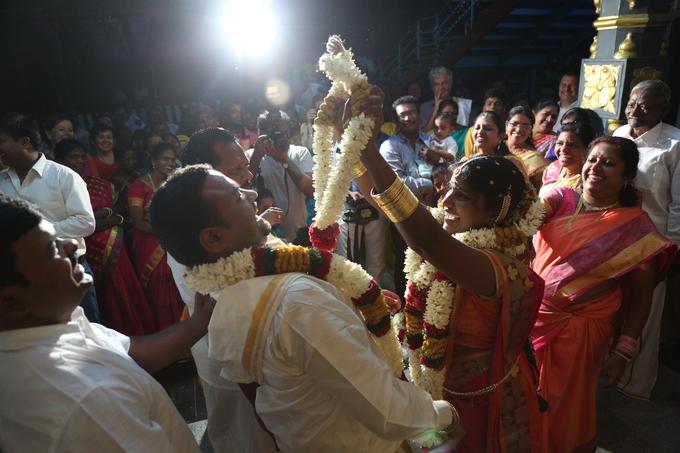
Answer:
[{"xmin": 157, "ymin": 346, "xmax": 680, "ymax": 453}]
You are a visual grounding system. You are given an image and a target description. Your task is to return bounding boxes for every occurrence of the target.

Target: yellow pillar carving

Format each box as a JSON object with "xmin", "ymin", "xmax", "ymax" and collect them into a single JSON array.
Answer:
[
  {"xmin": 614, "ymin": 32, "xmax": 637, "ymax": 59},
  {"xmin": 589, "ymin": 36, "xmax": 598, "ymax": 58}
]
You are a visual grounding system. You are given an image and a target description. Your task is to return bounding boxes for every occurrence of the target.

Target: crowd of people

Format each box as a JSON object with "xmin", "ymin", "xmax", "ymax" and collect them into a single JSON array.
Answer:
[{"xmin": 1, "ymin": 62, "xmax": 679, "ymax": 453}]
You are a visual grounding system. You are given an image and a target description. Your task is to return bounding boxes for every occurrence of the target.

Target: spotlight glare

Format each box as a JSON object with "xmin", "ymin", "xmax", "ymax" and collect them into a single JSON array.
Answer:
[{"xmin": 222, "ymin": 0, "xmax": 276, "ymax": 56}]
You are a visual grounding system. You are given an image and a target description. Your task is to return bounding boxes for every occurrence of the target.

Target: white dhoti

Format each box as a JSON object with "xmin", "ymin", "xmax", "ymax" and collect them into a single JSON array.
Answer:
[{"xmin": 618, "ymin": 279, "xmax": 667, "ymax": 399}]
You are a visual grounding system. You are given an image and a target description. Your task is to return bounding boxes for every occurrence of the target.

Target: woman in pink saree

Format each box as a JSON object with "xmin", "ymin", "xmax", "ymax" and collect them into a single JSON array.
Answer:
[{"xmin": 532, "ymin": 137, "xmax": 676, "ymax": 452}]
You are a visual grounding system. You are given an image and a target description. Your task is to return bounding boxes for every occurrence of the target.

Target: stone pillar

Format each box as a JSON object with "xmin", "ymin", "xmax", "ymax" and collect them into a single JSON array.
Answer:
[{"xmin": 578, "ymin": 0, "xmax": 677, "ymax": 134}]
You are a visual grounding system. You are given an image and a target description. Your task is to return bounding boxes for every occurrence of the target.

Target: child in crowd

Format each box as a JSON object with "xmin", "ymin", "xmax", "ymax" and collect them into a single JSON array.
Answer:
[
  {"xmin": 431, "ymin": 163, "xmax": 453, "ymax": 208},
  {"xmin": 417, "ymin": 112, "xmax": 458, "ymax": 178},
  {"xmin": 429, "ymin": 112, "xmax": 459, "ymax": 157}
]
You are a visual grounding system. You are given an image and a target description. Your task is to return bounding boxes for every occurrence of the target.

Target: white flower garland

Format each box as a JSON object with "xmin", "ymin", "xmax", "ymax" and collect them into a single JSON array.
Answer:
[
  {"xmin": 315, "ymin": 114, "xmax": 374, "ymax": 229},
  {"xmin": 312, "ymin": 36, "xmax": 375, "ymax": 230},
  {"xmin": 421, "ymin": 278, "xmax": 455, "ymax": 400},
  {"xmin": 312, "ymin": 81, "xmax": 346, "ymax": 207},
  {"xmin": 185, "ymin": 248, "xmax": 255, "ymax": 294},
  {"xmin": 185, "ymin": 247, "xmax": 404, "ymax": 377},
  {"xmin": 402, "ymin": 197, "xmax": 545, "ymax": 399}
]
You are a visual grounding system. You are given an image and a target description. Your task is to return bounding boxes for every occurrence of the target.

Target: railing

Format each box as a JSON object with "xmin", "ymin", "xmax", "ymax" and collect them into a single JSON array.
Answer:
[{"xmin": 380, "ymin": 0, "xmax": 488, "ymax": 83}]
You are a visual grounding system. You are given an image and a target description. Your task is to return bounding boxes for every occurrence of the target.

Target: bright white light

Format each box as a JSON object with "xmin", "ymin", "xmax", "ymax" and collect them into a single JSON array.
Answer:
[{"xmin": 222, "ymin": 0, "xmax": 276, "ymax": 56}]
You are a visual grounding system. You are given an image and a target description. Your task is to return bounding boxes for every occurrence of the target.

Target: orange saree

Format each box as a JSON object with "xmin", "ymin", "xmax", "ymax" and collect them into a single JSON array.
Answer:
[
  {"xmin": 443, "ymin": 250, "xmax": 543, "ymax": 453},
  {"xmin": 532, "ymin": 187, "xmax": 676, "ymax": 452}
]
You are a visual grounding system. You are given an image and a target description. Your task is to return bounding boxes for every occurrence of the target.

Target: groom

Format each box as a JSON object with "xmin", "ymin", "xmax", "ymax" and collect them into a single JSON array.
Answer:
[{"xmin": 150, "ymin": 165, "xmax": 458, "ymax": 453}]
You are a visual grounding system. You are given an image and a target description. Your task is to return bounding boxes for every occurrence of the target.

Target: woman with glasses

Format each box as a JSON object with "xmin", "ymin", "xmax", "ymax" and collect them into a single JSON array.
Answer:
[{"xmin": 505, "ymin": 106, "xmax": 549, "ymax": 189}]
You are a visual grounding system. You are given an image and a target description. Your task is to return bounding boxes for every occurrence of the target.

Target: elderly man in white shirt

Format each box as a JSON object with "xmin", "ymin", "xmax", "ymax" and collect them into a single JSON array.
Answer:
[
  {"xmin": 613, "ymin": 79, "xmax": 680, "ymax": 399},
  {"xmin": 151, "ymin": 166, "xmax": 459, "ymax": 453},
  {"xmin": 0, "ymin": 197, "xmax": 214, "ymax": 452},
  {"xmin": 0, "ymin": 117, "xmax": 99, "ymax": 321}
]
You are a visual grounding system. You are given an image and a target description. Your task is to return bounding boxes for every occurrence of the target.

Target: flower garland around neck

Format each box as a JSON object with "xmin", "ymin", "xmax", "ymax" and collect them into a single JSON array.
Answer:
[
  {"xmin": 309, "ymin": 35, "xmax": 375, "ymax": 251},
  {"xmin": 396, "ymin": 188, "xmax": 545, "ymax": 400},
  {"xmin": 185, "ymin": 244, "xmax": 404, "ymax": 378}
]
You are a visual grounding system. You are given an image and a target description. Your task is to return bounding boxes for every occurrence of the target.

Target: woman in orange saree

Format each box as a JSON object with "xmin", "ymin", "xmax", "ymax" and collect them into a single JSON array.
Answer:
[
  {"xmin": 55, "ymin": 139, "xmax": 157, "ymax": 335},
  {"xmin": 532, "ymin": 137, "xmax": 677, "ymax": 453},
  {"xmin": 358, "ymin": 106, "xmax": 544, "ymax": 453},
  {"xmin": 128, "ymin": 143, "xmax": 184, "ymax": 331}
]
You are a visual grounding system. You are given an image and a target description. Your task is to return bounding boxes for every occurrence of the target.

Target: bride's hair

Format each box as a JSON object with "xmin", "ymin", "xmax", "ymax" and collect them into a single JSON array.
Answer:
[{"xmin": 453, "ymin": 155, "xmax": 527, "ymax": 221}]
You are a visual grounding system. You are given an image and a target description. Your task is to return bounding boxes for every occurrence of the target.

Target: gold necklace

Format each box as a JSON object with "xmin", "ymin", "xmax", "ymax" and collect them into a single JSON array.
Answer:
[{"xmin": 567, "ymin": 195, "xmax": 618, "ymax": 230}]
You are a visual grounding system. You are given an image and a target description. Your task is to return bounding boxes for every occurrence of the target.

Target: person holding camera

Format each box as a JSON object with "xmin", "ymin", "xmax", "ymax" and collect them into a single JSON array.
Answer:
[{"xmin": 246, "ymin": 110, "xmax": 314, "ymax": 242}]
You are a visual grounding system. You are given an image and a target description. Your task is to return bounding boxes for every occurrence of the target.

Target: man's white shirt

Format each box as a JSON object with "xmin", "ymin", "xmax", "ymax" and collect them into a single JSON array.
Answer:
[
  {"xmin": 208, "ymin": 273, "xmax": 452, "ymax": 453},
  {"xmin": 245, "ymin": 145, "xmax": 314, "ymax": 242},
  {"xmin": 0, "ymin": 307, "xmax": 199, "ymax": 453},
  {"xmin": 167, "ymin": 253, "xmax": 278, "ymax": 452},
  {"xmin": 614, "ymin": 122, "xmax": 680, "ymax": 245},
  {"xmin": 0, "ymin": 154, "xmax": 95, "ymax": 257}
]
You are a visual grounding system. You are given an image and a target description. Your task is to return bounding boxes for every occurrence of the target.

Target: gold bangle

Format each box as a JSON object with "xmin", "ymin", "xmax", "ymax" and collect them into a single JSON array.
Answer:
[
  {"xmin": 372, "ymin": 177, "xmax": 419, "ymax": 223},
  {"xmin": 373, "ymin": 176, "xmax": 403, "ymax": 202},
  {"xmin": 352, "ymin": 161, "xmax": 367, "ymax": 179},
  {"xmin": 443, "ymin": 400, "xmax": 460, "ymax": 430}
]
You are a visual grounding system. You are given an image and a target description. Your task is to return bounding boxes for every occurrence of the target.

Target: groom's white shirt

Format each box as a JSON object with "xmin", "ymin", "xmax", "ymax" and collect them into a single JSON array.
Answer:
[
  {"xmin": 208, "ymin": 272, "xmax": 452, "ymax": 453},
  {"xmin": 168, "ymin": 254, "xmax": 277, "ymax": 453}
]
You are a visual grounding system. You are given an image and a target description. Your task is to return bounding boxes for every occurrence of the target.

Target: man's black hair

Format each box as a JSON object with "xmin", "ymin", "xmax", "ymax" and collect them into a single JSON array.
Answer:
[
  {"xmin": 0, "ymin": 198, "xmax": 43, "ymax": 288},
  {"xmin": 392, "ymin": 95, "xmax": 419, "ymax": 112},
  {"xmin": 149, "ymin": 165, "xmax": 222, "ymax": 267},
  {"xmin": 182, "ymin": 127, "xmax": 236, "ymax": 167},
  {"xmin": 0, "ymin": 114, "xmax": 41, "ymax": 149},
  {"xmin": 54, "ymin": 139, "xmax": 86, "ymax": 162}
]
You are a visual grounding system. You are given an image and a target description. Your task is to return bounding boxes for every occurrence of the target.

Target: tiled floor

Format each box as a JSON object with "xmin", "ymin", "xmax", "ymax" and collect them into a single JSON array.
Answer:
[{"xmin": 161, "ymin": 346, "xmax": 680, "ymax": 453}]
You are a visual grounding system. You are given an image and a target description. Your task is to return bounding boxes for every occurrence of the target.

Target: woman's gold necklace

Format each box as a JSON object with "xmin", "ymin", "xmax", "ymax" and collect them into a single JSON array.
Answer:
[{"xmin": 567, "ymin": 195, "xmax": 618, "ymax": 230}]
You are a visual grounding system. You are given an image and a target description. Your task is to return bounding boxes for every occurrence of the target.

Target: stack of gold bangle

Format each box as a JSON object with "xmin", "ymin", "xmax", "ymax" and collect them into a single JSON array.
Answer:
[
  {"xmin": 372, "ymin": 177, "xmax": 419, "ymax": 223},
  {"xmin": 352, "ymin": 161, "xmax": 367, "ymax": 179}
]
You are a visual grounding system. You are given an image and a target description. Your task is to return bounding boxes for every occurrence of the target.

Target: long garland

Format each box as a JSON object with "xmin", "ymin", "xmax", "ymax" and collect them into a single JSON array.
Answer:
[
  {"xmin": 400, "ymin": 188, "xmax": 544, "ymax": 399},
  {"xmin": 309, "ymin": 35, "xmax": 375, "ymax": 248},
  {"xmin": 185, "ymin": 244, "xmax": 404, "ymax": 377}
]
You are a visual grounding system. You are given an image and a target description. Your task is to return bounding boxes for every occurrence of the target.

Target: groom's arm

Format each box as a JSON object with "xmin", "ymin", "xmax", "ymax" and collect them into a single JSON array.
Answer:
[{"xmin": 279, "ymin": 284, "xmax": 454, "ymax": 439}]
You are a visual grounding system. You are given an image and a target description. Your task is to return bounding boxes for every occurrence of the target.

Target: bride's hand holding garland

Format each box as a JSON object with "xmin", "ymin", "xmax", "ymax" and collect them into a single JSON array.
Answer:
[{"xmin": 310, "ymin": 36, "xmax": 376, "ymax": 240}]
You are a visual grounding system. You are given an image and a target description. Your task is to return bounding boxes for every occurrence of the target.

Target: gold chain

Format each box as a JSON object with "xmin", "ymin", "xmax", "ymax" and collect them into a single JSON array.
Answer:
[
  {"xmin": 567, "ymin": 195, "xmax": 618, "ymax": 230},
  {"xmin": 442, "ymin": 356, "xmax": 519, "ymax": 398}
]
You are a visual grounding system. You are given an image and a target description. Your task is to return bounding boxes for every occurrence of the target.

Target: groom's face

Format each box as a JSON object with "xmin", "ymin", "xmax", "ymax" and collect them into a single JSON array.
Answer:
[{"xmin": 201, "ymin": 172, "xmax": 267, "ymax": 256}]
